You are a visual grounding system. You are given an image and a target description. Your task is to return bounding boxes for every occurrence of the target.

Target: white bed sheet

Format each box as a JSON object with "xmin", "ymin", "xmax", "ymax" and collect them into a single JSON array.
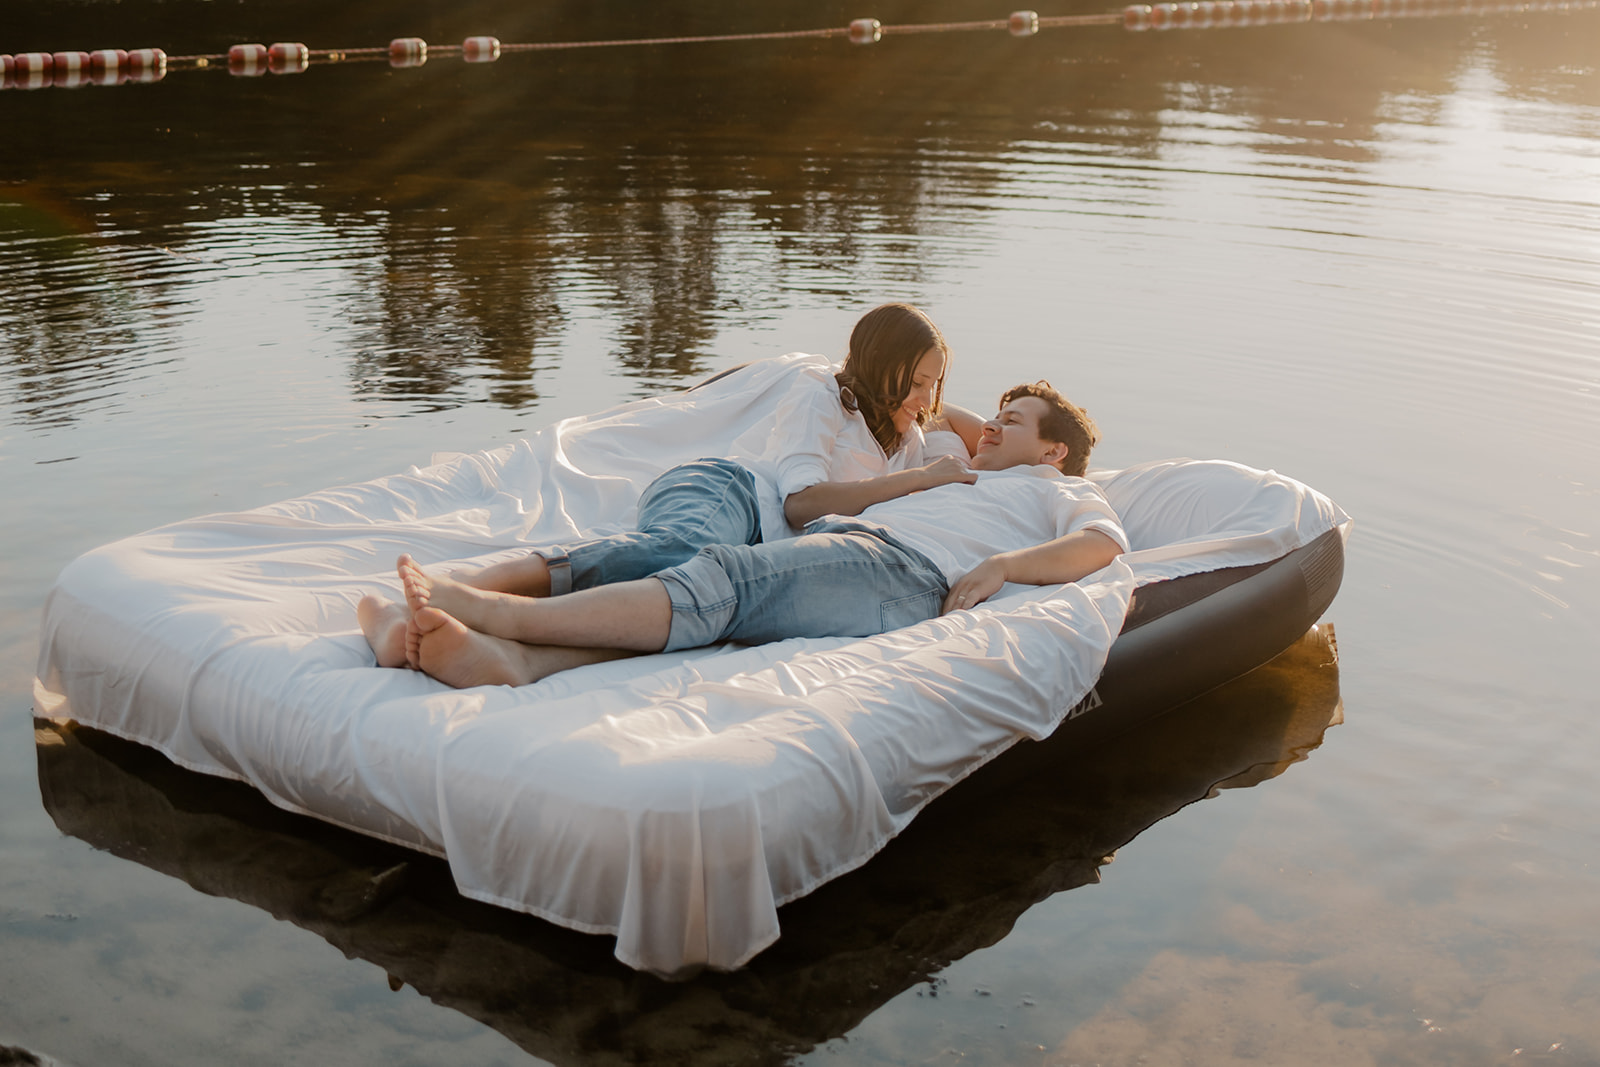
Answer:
[{"xmin": 33, "ymin": 355, "xmax": 1348, "ymax": 975}]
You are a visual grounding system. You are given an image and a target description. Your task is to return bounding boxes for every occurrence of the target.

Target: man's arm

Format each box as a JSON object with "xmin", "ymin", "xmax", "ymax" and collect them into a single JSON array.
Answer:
[{"xmin": 941, "ymin": 529, "xmax": 1122, "ymax": 614}]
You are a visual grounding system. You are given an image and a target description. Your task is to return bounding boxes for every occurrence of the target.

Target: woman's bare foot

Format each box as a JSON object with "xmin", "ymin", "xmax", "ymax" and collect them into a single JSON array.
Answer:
[
  {"xmin": 358, "ymin": 595, "xmax": 411, "ymax": 669},
  {"xmin": 451, "ymin": 553, "xmax": 553, "ymax": 598},
  {"xmin": 406, "ymin": 607, "xmax": 634, "ymax": 688},
  {"xmin": 398, "ymin": 553, "xmax": 522, "ymax": 638}
]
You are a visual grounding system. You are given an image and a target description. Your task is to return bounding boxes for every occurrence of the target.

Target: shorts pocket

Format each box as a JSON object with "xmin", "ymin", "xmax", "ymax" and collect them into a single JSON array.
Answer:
[{"xmin": 879, "ymin": 589, "xmax": 942, "ymax": 633}]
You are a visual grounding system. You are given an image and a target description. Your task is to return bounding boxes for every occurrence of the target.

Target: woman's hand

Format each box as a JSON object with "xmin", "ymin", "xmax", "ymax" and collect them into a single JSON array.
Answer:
[
  {"xmin": 917, "ymin": 455, "xmax": 978, "ymax": 491},
  {"xmin": 942, "ymin": 556, "xmax": 1008, "ymax": 614}
]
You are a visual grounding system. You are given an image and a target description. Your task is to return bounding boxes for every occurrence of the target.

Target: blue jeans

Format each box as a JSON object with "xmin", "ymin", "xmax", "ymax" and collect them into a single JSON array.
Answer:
[
  {"xmin": 540, "ymin": 459, "xmax": 763, "ymax": 595},
  {"xmin": 652, "ymin": 520, "xmax": 949, "ymax": 651}
]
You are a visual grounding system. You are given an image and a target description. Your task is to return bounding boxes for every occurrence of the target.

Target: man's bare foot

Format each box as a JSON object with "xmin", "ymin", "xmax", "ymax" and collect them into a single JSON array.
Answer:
[
  {"xmin": 407, "ymin": 607, "xmax": 634, "ymax": 689},
  {"xmin": 451, "ymin": 553, "xmax": 553, "ymax": 598},
  {"xmin": 358, "ymin": 595, "xmax": 411, "ymax": 669}
]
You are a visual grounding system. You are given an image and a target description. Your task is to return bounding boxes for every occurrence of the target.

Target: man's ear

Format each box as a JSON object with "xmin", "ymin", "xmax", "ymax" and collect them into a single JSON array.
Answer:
[{"xmin": 1041, "ymin": 441, "xmax": 1070, "ymax": 469}]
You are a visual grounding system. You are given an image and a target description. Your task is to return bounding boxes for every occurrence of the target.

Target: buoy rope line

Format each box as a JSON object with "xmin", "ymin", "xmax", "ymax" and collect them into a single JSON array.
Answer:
[{"xmin": 4, "ymin": 0, "xmax": 1593, "ymax": 89}]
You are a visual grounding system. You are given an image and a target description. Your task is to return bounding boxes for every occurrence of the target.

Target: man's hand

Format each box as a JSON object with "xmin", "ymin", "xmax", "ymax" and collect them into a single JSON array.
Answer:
[
  {"xmin": 941, "ymin": 530, "xmax": 1123, "ymax": 615},
  {"xmin": 943, "ymin": 556, "xmax": 1007, "ymax": 614},
  {"xmin": 917, "ymin": 454, "xmax": 978, "ymax": 491}
]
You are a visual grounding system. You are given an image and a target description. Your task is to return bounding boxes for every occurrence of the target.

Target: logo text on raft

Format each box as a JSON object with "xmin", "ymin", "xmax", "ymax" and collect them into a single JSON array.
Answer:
[{"xmin": 1066, "ymin": 687, "xmax": 1103, "ymax": 719}]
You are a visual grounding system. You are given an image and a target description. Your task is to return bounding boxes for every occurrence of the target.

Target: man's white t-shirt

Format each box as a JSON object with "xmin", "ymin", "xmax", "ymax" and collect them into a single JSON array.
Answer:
[{"xmin": 855, "ymin": 466, "xmax": 1129, "ymax": 586}]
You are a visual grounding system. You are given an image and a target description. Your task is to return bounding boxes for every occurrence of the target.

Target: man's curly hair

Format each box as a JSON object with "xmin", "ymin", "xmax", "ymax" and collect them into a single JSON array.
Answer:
[{"xmin": 999, "ymin": 380, "xmax": 1100, "ymax": 477}]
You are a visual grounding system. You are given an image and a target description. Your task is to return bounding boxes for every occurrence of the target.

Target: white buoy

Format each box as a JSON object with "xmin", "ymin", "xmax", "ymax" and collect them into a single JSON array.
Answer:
[
  {"xmin": 463, "ymin": 36, "xmax": 501, "ymax": 62},
  {"xmin": 268, "ymin": 42, "xmax": 309, "ymax": 74},
  {"xmin": 849, "ymin": 18, "xmax": 882, "ymax": 43},
  {"xmin": 1009, "ymin": 10, "xmax": 1041, "ymax": 34},
  {"xmin": 389, "ymin": 37, "xmax": 428, "ymax": 68}
]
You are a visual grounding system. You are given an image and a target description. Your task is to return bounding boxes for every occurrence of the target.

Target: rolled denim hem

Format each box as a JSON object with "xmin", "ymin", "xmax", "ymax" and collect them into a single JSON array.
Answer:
[{"xmin": 656, "ymin": 562, "xmax": 739, "ymax": 652}]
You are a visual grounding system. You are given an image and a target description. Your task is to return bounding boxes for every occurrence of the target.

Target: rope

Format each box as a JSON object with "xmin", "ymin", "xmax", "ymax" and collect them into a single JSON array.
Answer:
[{"xmin": 8, "ymin": 3, "xmax": 1594, "ymax": 83}]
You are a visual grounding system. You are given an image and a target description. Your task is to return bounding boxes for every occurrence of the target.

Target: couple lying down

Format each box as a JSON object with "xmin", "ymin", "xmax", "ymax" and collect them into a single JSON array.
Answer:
[{"xmin": 362, "ymin": 379, "xmax": 1129, "ymax": 690}]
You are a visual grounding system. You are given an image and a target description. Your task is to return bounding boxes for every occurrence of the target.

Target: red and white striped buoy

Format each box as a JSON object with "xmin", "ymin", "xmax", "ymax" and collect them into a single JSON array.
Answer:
[
  {"xmin": 50, "ymin": 51, "xmax": 91, "ymax": 89},
  {"xmin": 389, "ymin": 37, "xmax": 428, "ymax": 67},
  {"xmin": 268, "ymin": 42, "xmax": 309, "ymax": 74},
  {"xmin": 1009, "ymin": 9, "xmax": 1041, "ymax": 34},
  {"xmin": 87, "ymin": 49, "xmax": 128, "ymax": 85},
  {"xmin": 127, "ymin": 48, "xmax": 166, "ymax": 82},
  {"xmin": 463, "ymin": 36, "xmax": 500, "ymax": 62},
  {"xmin": 849, "ymin": 18, "xmax": 882, "ymax": 43},
  {"xmin": 15, "ymin": 53, "xmax": 54, "ymax": 90},
  {"xmin": 228, "ymin": 44, "xmax": 269, "ymax": 76},
  {"xmin": 1124, "ymin": 3, "xmax": 1155, "ymax": 27}
]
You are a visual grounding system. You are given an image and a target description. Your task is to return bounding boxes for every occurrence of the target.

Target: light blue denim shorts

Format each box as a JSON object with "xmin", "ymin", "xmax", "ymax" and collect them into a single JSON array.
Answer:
[
  {"xmin": 653, "ymin": 519, "xmax": 949, "ymax": 651},
  {"xmin": 538, "ymin": 458, "xmax": 762, "ymax": 595}
]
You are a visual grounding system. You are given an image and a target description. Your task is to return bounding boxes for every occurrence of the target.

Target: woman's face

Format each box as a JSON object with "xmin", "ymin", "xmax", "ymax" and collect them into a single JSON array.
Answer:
[{"xmin": 892, "ymin": 347, "xmax": 947, "ymax": 436}]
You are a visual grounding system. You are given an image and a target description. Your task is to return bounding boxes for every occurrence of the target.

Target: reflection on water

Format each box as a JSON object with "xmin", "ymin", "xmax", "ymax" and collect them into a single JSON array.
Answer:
[
  {"xmin": 4, "ymin": 4, "xmax": 1595, "ymax": 427},
  {"xmin": 36, "ymin": 630, "xmax": 1341, "ymax": 1064}
]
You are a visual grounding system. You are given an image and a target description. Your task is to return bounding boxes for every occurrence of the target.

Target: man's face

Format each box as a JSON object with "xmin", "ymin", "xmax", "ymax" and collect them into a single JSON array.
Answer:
[{"xmin": 970, "ymin": 395, "xmax": 1063, "ymax": 471}]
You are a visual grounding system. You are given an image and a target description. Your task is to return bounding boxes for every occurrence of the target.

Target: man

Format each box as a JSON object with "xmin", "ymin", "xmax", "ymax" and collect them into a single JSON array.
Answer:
[{"xmin": 392, "ymin": 382, "xmax": 1127, "ymax": 689}]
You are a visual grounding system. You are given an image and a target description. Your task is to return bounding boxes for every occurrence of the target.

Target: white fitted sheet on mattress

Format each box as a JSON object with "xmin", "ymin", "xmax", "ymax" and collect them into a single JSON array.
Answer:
[{"xmin": 33, "ymin": 354, "xmax": 1349, "ymax": 975}]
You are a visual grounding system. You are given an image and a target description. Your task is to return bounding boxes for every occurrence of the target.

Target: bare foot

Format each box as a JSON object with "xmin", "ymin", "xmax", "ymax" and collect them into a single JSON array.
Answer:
[
  {"xmin": 408, "ymin": 607, "xmax": 535, "ymax": 687},
  {"xmin": 358, "ymin": 595, "xmax": 411, "ymax": 669},
  {"xmin": 398, "ymin": 553, "xmax": 518, "ymax": 637},
  {"xmin": 396, "ymin": 559, "xmax": 502, "ymax": 633},
  {"xmin": 407, "ymin": 607, "xmax": 635, "ymax": 688},
  {"xmin": 397, "ymin": 554, "xmax": 433, "ymax": 614},
  {"xmin": 451, "ymin": 553, "xmax": 553, "ymax": 598}
]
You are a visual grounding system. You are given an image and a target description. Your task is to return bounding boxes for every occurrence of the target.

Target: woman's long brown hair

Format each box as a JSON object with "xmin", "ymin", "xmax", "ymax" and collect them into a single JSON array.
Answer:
[{"xmin": 835, "ymin": 303, "xmax": 950, "ymax": 455}]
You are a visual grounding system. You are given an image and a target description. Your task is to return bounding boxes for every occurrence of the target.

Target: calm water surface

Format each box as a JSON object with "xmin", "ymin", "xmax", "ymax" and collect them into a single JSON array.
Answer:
[{"xmin": 3, "ymin": 1, "xmax": 1598, "ymax": 1063}]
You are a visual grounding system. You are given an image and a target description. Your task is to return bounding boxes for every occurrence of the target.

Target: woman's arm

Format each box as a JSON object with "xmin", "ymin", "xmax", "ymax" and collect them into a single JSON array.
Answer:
[
  {"xmin": 941, "ymin": 529, "xmax": 1123, "ymax": 613},
  {"xmin": 924, "ymin": 403, "xmax": 986, "ymax": 457},
  {"xmin": 783, "ymin": 456, "xmax": 976, "ymax": 529}
]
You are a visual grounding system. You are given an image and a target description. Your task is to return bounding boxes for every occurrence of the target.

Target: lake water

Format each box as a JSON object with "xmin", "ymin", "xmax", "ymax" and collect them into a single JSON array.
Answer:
[{"xmin": 3, "ymin": 1, "xmax": 1597, "ymax": 1063}]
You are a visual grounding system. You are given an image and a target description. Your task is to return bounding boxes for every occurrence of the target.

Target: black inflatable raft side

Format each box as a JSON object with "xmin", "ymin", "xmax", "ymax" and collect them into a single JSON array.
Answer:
[{"xmin": 966, "ymin": 524, "xmax": 1346, "ymax": 791}]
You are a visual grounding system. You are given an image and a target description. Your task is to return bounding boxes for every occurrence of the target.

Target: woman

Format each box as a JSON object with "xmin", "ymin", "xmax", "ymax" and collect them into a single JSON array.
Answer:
[{"xmin": 361, "ymin": 302, "xmax": 981, "ymax": 666}]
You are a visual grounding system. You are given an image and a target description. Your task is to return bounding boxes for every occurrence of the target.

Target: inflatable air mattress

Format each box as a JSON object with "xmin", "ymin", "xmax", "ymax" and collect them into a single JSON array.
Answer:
[{"xmin": 33, "ymin": 354, "xmax": 1350, "ymax": 975}]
